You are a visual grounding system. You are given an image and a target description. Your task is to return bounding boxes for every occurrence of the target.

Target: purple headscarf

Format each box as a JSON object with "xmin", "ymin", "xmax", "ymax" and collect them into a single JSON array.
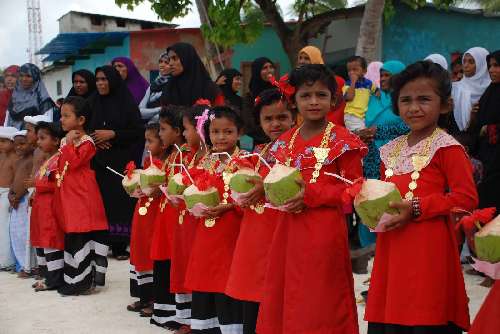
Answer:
[{"xmin": 112, "ymin": 57, "xmax": 149, "ymax": 105}]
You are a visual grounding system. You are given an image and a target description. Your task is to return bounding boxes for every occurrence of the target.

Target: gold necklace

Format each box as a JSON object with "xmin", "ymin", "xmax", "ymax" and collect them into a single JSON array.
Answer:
[
  {"xmin": 56, "ymin": 161, "xmax": 69, "ymax": 187},
  {"xmin": 249, "ymin": 143, "xmax": 272, "ymax": 215},
  {"xmin": 385, "ymin": 128, "xmax": 441, "ymax": 200},
  {"xmin": 286, "ymin": 122, "xmax": 334, "ymax": 183},
  {"xmin": 205, "ymin": 147, "xmax": 240, "ymax": 228},
  {"xmin": 138, "ymin": 197, "xmax": 155, "ymax": 216}
]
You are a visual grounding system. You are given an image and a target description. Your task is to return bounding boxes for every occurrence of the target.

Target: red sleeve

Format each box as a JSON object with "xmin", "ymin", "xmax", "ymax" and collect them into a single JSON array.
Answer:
[
  {"xmin": 304, "ymin": 149, "xmax": 363, "ymax": 208},
  {"xmin": 60, "ymin": 141, "xmax": 96, "ymax": 170},
  {"xmin": 416, "ymin": 146, "xmax": 478, "ymax": 221},
  {"xmin": 34, "ymin": 179, "xmax": 55, "ymax": 194},
  {"xmin": 214, "ymin": 94, "xmax": 225, "ymax": 107}
]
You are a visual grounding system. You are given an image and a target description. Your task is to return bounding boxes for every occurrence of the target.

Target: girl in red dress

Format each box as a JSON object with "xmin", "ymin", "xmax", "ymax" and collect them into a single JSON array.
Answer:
[
  {"xmin": 30, "ymin": 121, "xmax": 65, "ymax": 291},
  {"xmin": 184, "ymin": 106, "xmax": 247, "ymax": 333},
  {"xmin": 149, "ymin": 105, "xmax": 187, "ymax": 331},
  {"xmin": 365, "ymin": 61, "xmax": 479, "ymax": 333},
  {"xmin": 127, "ymin": 123, "xmax": 166, "ymax": 316},
  {"xmin": 256, "ymin": 64, "xmax": 366, "ymax": 334},
  {"xmin": 225, "ymin": 88, "xmax": 295, "ymax": 334},
  {"xmin": 55, "ymin": 96, "xmax": 109, "ymax": 296}
]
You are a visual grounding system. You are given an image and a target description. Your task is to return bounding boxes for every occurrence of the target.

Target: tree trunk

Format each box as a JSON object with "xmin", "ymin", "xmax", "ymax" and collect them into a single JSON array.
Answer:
[
  {"xmin": 195, "ymin": 0, "xmax": 224, "ymax": 76},
  {"xmin": 356, "ymin": 0, "xmax": 385, "ymax": 63}
]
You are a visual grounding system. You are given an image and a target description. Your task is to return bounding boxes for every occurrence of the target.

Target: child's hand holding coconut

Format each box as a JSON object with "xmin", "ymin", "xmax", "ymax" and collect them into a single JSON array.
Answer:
[
  {"xmin": 282, "ymin": 178, "xmax": 306, "ymax": 214},
  {"xmin": 237, "ymin": 177, "xmax": 265, "ymax": 208},
  {"xmin": 202, "ymin": 203, "xmax": 235, "ymax": 219},
  {"xmin": 380, "ymin": 200, "xmax": 413, "ymax": 232}
]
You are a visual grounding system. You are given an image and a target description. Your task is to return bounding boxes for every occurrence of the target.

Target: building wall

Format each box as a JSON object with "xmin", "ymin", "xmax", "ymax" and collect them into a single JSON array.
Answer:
[
  {"xmin": 59, "ymin": 12, "xmax": 162, "ymax": 33},
  {"xmin": 383, "ymin": 5, "xmax": 500, "ymax": 65},
  {"xmin": 72, "ymin": 36, "xmax": 131, "ymax": 72},
  {"xmin": 42, "ymin": 66, "xmax": 73, "ymax": 100},
  {"xmin": 129, "ymin": 28, "xmax": 206, "ymax": 81}
]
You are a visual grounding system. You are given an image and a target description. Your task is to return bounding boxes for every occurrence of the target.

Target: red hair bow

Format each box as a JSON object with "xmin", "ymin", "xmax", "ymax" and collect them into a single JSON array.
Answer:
[
  {"xmin": 269, "ymin": 74, "xmax": 295, "ymax": 99},
  {"xmin": 124, "ymin": 161, "xmax": 137, "ymax": 179},
  {"xmin": 194, "ymin": 99, "xmax": 212, "ymax": 107}
]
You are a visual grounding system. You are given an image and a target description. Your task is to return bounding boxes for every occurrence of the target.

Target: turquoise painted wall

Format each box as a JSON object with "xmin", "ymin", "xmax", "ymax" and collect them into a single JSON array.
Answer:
[
  {"xmin": 232, "ymin": 27, "xmax": 291, "ymax": 75},
  {"xmin": 383, "ymin": 6, "xmax": 500, "ymax": 65},
  {"xmin": 72, "ymin": 36, "xmax": 131, "ymax": 72}
]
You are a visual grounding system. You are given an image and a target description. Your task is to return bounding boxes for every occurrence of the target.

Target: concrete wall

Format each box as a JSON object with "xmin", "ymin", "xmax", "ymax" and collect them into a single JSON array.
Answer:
[
  {"xmin": 42, "ymin": 65, "xmax": 73, "ymax": 100},
  {"xmin": 383, "ymin": 5, "xmax": 500, "ymax": 65},
  {"xmin": 72, "ymin": 36, "xmax": 131, "ymax": 72},
  {"xmin": 59, "ymin": 12, "xmax": 149, "ymax": 33}
]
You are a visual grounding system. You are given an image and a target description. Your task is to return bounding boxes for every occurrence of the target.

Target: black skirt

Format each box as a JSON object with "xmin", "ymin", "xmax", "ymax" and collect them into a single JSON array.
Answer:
[{"xmin": 367, "ymin": 322, "xmax": 463, "ymax": 334}]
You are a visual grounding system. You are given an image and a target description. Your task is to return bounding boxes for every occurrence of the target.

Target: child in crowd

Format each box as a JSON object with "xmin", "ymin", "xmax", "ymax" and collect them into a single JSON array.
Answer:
[
  {"xmin": 0, "ymin": 126, "xmax": 18, "ymax": 270},
  {"xmin": 365, "ymin": 61, "xmax": 478, "ymax": 333},
  {"xmin": 343, "ymin": 55, "xmax": 378, "ymax": 131},
  {"xmin": 55, "ymin": 96, "xmax": 109, "ymax": 296},
  {"xmin": 30, "ymin": 121, "xmax": 65, "ymax": 291},
  {"xmin": 184, "ymin": 106, "xmax": 246, "ymax": 333},
  {"xmin": 257, "ymin": 64, "xmax": 366, "ymax": 334},
  {"xmin": 127, "ymin": 123, "xmax": 165, "ymax": 317},
  {"xmin": 149, "ymin": 106, "xmax": 186, "ymax": 331},
  {"xmin": 9, "ymin": 130, "xmax": 35, "ymax": 277},
  {"xmin": 225, "ymin": 88, "xmax": 295, "ymax": 334}
]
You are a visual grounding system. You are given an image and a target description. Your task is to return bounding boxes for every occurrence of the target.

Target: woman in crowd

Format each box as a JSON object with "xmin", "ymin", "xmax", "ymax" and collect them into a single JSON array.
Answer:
[
  {"xmin": 449, "ymin": 47, "xmax": 490, "ymax": 149},
  {"xmin": 360, "ymin": 60, "xmax": 409, "ymax": 247},
  {"xmin": 139, "ymin": 52, "xmax": 170, "ymax": 123},
  {"xmin": 241, "ymin": 57, "xmax": 275, "ymax": 145},
  {"xmin": 366, "ymin": 61, "xmax": 383, "ymax": 88},
  {"xmin": 161, "ymin": 42, "xmax": 221, "ymax": 107},
  {"xmin": 4, "ymin": 63, "xmax": 54, "ymax": 129},
  {"xmin": 425, "ymin": 54, "xmax": 449, "ymax": 70},
  {"xmin": 112, "ymin": 56, "xmax": 150, "ymax": 105},
  {"xmin": 66, "ymin": 69, "xmax": 96, "ymax": 99},
  {"xmin": 88, "ymin": 65, "xmax": 144, "ymax": 260},
  {"xmin": 215, "ymin": 68, "xmax": 243, "ymax": 110},
  {"xmin": 0, "ymin": 65, "xmax": 19, "ymax": 125},
  {"xmin": 475, "ymin": 50, "xmax": 500, "ymax": 212}
]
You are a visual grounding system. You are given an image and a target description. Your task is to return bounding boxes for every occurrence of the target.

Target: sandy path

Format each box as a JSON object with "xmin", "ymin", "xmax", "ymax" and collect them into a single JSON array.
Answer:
[{"xmin": 0, "ymin": 259, "xmax": 490, "ymax": 334}]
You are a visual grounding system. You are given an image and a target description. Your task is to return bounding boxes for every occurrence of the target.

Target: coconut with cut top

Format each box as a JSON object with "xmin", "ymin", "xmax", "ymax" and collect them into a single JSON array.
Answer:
[
  {"xmin": 183, "ymin": 184, "xmax": 220, "ymax": 209},
  {"xmin": 167, "ymin": 173, "xmax": 187, "ymax": 196},
  {"xmin": 475, "ymin": 215, "xmax": 500, "ymax": 263},
  {"xmin": 229, "ymin": 168, "xmax": 262, "ymax": 194},
  {"xmin": 354, "ymin": 179, "xmax": 402, "ymax": 229},
  {"xmin": 122, "ymin": 169, "xmax": 141, "ymax": 195},
  {"xmin": 139, "ymin": 165, "xmax": 166, "ymax": 193},
  {"xmin": 263, "ymin": 164, "xmax": 302, "ymax": 206}
]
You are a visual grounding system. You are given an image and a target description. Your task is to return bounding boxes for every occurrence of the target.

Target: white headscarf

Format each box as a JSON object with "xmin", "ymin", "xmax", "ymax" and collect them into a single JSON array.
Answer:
[
  {"xmin": 424, "ymin": 54, "xmax": 448, "ymax": 70},
  {"xmin": 452, "ymin": 47, "xmax": 491, "ymax": 131}
]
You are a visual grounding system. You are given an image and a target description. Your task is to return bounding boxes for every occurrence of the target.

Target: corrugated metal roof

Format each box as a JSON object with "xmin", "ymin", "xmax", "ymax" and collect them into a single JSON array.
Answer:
[{"xmin": 37, "ymin": 32, "xmax": 129, "ymax": 63}]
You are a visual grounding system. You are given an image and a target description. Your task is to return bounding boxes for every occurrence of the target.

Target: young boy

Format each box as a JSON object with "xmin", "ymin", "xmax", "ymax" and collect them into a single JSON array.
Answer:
[
  {"xmin": 343, "ymin": 56, "xmax": 378, "ymax": 131},
  {"xmin": 9, "ymin": 130, "xmax": 35, "ymax": 277},
  {"xmin": 24, "ymin": 115, "xmax": 52, "ymax": 189},
  {"xmin": 0, "ymin": 126, "xmax": 18, "ymax": 270}
]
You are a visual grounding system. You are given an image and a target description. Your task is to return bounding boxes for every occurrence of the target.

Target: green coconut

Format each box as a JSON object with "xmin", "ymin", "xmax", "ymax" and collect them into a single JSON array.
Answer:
[
  {"xmin": 229, "ymin": 168, "xmax": 262, "ymax": 194},
  {"xmin": 263, "ymin": 164, "xmax": 302, "ymax": 207},
  {"xmin": 183, "ymin": 185, "xmax": 221, "ymax": 210},
  {"xmin": 139, "ymin": 165, "xmax": 166, "ymax": 190},
  {"xmin": 122, "ymin": 170, "xmax": 141, "ymax": 195},
  {"xmin": 167, "ymin": 173, "xmax": 187, "ymax": 196},
  {"xmin": 475, "ymin": 215, "xmax": 500, "ymax": 263},
  {"xmin": 354, "ymin": 179, "xmax": 402, "ymax": 229}
]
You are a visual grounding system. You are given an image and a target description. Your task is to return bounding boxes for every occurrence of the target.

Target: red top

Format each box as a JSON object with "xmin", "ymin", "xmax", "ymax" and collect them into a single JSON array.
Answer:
[
  {"xmin": 54, "ymin": 136, "xmax": 108, "ymax": 233},
  {"xmin": 30, "ymin": 153, "xmax": 64, "ymax": 250},
  {"xmin": 0, "ymin": 90, "xmax": 12, "ymax": 125},
  {"xmin": 469, "ymin": 280, "xmax": 500, "ymax": 334},
  {"xmin": 184, "ymin": 152, "xmax": 245, "ymax": 293},
  {"xmin": 257, "ymin": 124, "xmax": 366, "ymax": 334},
  {"xmin": 130, "ymin": 196, "xmax": 159, "ymax": 272},
  {"xmin": 365, "ymin": 134, "xmax": 478, "ymax": 330},
  {"xmin": 225, "ymin": 142, "xmax": 283, "ymax": 302}
]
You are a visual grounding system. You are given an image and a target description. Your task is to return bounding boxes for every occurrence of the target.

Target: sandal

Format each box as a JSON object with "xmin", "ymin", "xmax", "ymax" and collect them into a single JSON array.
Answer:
[
  {"xmin": 116, "ymin": 255, "xmax": 129, "ymax": 261},
  {"xmin": 17, "ymin": 271, "xmax": 31, "ymax": 279},
  {"xmin": 175, "ymin": 325, "xmax": 192, "ymax": 334},
  {"xmin": 127, "ymin": 301, "xmax": 148, "ymax": 312},
  {"xmin": 34, "ymin": 281, "xmax": 50, "ymax": 292},
  {"xmin": 139, "ymin": 306, "xmax": 153, "ymax": 318}
]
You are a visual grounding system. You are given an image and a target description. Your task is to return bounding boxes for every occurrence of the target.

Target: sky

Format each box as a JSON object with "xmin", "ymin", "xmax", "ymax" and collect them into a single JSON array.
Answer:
[{"xmin": 0, "ymin": 0, "xmax": 296, "ymax": 68}]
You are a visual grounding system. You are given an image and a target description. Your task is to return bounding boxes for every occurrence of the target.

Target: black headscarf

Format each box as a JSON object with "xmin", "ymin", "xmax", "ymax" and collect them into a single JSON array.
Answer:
[
  {"xmin": 66, "ymin": 69, "xmax": 96, "ymax": 99},
  {"xmin": 249, "ymin": 57, "xmax": 274, "ymax": 98},
  {"xmin": 161, "ymin": 42, "xmax": 219, "ymax": 106},
  {"xmin": 216, "ymin": 68, "xmax": 242, "ymax": 110},
  {"xmin": 478, "ymin": 50, "xmax": 500, "ymax": 127}
]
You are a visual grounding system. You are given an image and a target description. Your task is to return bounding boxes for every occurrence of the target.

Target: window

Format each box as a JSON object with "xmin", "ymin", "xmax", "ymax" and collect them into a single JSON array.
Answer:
[
  {"xmin": 90, "ymin": 15, "xmax": 102, "ymax": 26},
  {"xmin": 116, "ymin": 19, "xmax": 126, "ymax": 27},
  {"xmin": 56, "ymin": 80, "xmax": 62, "ymax": 96},
  {"xmin": 141, "ymin": 22, "xmax": 154, "ymax": 30}
]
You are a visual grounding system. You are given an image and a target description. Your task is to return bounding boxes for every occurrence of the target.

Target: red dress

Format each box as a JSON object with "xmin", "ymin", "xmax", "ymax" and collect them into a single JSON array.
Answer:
[
  {"xmin": 225, "ymin": 143, "xmax": 282, "ymax": 302},
  {"xmin": 469, "ymin": 281, "xmax": 500, "ymax": 334},
  {"xmin": 30, "ymin": 153, "xmax": 64, "ymax": 250},
  {"xmin": 365, "ymin": 131, "xmax": 478, "ymax": 330},
  {"xmin": 130, "ymin": 196, "xmax": 160, "ymax": 272},
  {"xmin": 170, "ymin": 148, "xmax": 199, "ymax": 293},
  {"xmin": 256, "ymin": 124, "xmax": 366, "ymax": 334},
  {"xmin": 54, "ymin": 136, "xmax": 108, "ymax": 233},
  {"xmin": 184, "ymin": 152, "xmax": 244, "ymax": 293},
  {"xmin": 328, "ymin": 75, "xmax": 346, "ymax": 127}
]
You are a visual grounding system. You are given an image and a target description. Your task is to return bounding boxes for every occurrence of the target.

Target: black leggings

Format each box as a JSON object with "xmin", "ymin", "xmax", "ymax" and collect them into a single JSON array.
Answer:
[{"xmin": 368, "ymin": 322, "xmax": 463, "ymax": 334}]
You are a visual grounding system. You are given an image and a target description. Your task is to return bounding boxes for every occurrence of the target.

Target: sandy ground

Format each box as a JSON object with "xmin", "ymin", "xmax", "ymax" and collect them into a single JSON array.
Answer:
[{"xmin": 0, "ymin": 259, "xmax": 490, "ymax": 334}]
